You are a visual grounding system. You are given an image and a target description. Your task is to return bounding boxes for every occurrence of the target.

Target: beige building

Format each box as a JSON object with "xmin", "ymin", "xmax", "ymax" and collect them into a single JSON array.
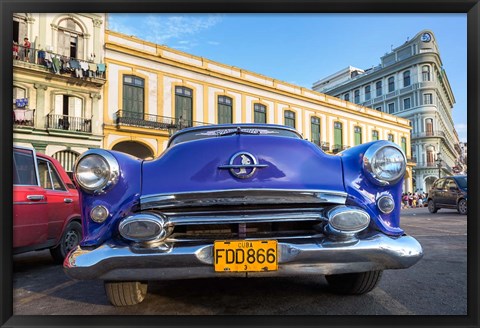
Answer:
[
  {"xmin": 103, "ymin": 30, "xmax": 414, "ymax": 191},
  {"xmin": 13, "ymin": 13, "xmax": 106, "ymax": 175}
]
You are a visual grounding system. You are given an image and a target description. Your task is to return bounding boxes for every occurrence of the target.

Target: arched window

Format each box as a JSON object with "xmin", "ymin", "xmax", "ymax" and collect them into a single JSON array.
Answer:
[
  {"xmin": 354, "ymin": 90, "xmax": 360, "ymax": 103},
  {"xmin": 375, "ymin": 81, "xmax": 382, "ymax": 97},
  {"xmin": 426, "ymin": 146, "xmax": 435, "ymax": 166},
  {"xmin": 388, "ymin": 76, "xmax": 395, "ymax": 92},
  {"xmin": 364, "ymin": 85, "xmax": 371, "ymax": 101},
  {"xmin": 284, "ymin": 110, "xmax": 295, "ymax": 128},
  {"xmin": 311, "ymin": 117, "xmax": 320, "ymax": 145},
  {"xmin": 218, "ymin": 95, "xmax": 232, "ymax": 124},
  {"xmin": 13, "ymin": 86, "xmax": 27, "ymax": 107},
  {"xmin": 57, "ymin": 18, "xmax": 85, "ymax": 59},
  {"xmin": 372, "ymin": 130, "xmax": 379, "ymax": 141},
  {"xmin": 333, "ymin": 122, "xmax": 343, "ymax": 152},
  {"xmin": 51, "ymin": 95, "xmax": 84, "ymax": 131},
  {"xmin": 354, "ymin": 126, "xmax": 362, "ymax": 146},
  {"xmin": 401, "ymin": 137, "xmax": 407, "ymax": 154},
  {"xmin": 175, "ymin": 86, "xmax": 193, "ymax": 127},
  {"xmin": 422, "ymin": 65, "xmax": 431, "ymax": 81},
  {"xmin": 403, "ymin": 70, "xmax": 411, "ymax": 87},
  {"xmin": 425, "ymin": 118, "xmax": 434, "ymax": 136},
  {"xmin": 254, "ymin": 103, "xmax": 267, "ymax": 123}
]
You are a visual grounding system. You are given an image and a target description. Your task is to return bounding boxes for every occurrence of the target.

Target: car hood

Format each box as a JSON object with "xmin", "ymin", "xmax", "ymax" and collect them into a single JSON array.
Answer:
[{"xmin": 141, "ymin": 134, "xmax": 345, "ymax": 197}]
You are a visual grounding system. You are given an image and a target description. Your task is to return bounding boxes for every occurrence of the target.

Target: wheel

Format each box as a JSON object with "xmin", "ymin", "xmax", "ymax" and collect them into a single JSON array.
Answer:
[
  {"xmin": 427, "ymin": 199, "xmax": 438, "ymax": 213},
  {"xmin": 50, "ymin": 220, "xmax": 82, "ymax": 264},
  {"xmin": 325, "ymin": 270, "xmax": 383, "ymax": 295},
  {"xmin": 457, "ymin": 199, "xmax": 467, "ymax": 215},
  {"xmin": 104, "ymin": 281, "xmax": 148, "ymax": 306}
]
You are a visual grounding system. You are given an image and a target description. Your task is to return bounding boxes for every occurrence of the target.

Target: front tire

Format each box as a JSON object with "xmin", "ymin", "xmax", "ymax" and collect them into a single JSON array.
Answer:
[
  {"xmin": 457, "ymin": 199, "xmax": 467, "ymax": 215},
  {"xmin": 104, "ymin": 281, "xmax": 148, "ymax": 306},
  {"xmin": 50, "ymin": 221, "xmax": 82, "ymax": 264},
  {"xmin": 325, "ymin": 270, "xmax": 383, "ymax": 295},
  {"xmin": 428, "ymin": 199, "xmax": 438, "ymax": 213}
]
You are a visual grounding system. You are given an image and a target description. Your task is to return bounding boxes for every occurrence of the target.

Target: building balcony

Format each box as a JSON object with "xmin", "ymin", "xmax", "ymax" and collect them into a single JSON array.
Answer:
[
  {"xmin": 414, "ymin": 161, "xmax": 453, "ymax": 173},
  {"xmin": 13, "ymin": 45, "xmax": 106, "ymax": 86},
  {"xmin": 46, "ymin": 113, "xmax": 92, "ymax": 133},
  {"xmin": 331, "ymin": 144, "xmax": 349, "ymax": 154},
  {"xmin": 412, "ymin": 131, "xmax": 445, "ymax": 139},
  {"xmin": 115, "ymin": 110, "xmax": 208, "ymax": 135},
  {"xmin": 13, "ymin": 108, "xmax": 35, "ymax": 127}
]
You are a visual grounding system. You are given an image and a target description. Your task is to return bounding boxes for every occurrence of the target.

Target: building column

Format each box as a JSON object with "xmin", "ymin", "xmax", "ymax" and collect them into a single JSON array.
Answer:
[
  {"xmin": 90, "ymin": 92, "xmax": 102, "ymax": 135},
  {"xmin": 32, "ymin": 142, "xmax": 47, "ymax": 154},
  {"xmin": 34, "ymin": 83, "xmax": 48, "ymax": 128},
  {"xmin": 93, "ymin": 18, "xmax": 103, "ymax": 60}
]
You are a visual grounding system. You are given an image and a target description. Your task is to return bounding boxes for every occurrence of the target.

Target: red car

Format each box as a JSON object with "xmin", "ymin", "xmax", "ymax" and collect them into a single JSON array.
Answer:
[{"xmin": 13, "ymin": 146, "xmax": 82, "ymax": 263}]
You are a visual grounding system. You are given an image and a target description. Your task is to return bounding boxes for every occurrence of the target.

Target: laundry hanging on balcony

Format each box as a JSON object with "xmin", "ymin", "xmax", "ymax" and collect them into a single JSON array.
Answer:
[{"xmin": 15, "ymin": 98, "xmax": 28, "ymax": 108}]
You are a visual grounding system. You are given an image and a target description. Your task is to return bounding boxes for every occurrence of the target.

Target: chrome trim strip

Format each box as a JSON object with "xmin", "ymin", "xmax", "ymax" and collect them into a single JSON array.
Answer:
[
  {"xmin": 13, "ymin": 201, "xmax": 48, "ymax": 205},
  {"xmin": 64, "ymin": 233, "xmax": 423, "ymax": 280},
  {"xmin": 165, "ymin": 210, "xmax": 326, "ymax": 226},
  {"xmin": 140, "ymin": 189, "xmax": 347, "ymax": 210}
]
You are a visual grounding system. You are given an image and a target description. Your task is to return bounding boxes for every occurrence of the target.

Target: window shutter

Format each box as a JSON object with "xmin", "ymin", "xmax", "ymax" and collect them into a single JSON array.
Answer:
[
  {"xmin": 18, "ymin": 21, "xmax": 27, "ymax": 41},
  {"xmin": 77, "ymin": 35, "xmax": 84, "ymax": 59},
  {"xmin": 57, "ymin": 32, "xmax": 67, "ymax": 56},
  {"xmin": 54, "ymin": 95, "xmax": 63, "ymax": 115}
]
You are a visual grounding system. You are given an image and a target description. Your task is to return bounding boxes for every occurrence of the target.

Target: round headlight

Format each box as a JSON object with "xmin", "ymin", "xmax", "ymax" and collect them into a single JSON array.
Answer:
[
  {"xmin": 74, "ymin": 150, "xmax": 119, "ymax": 193},
  {"xmin": 363, "ymin": 141, "xmax": 406, "ymax": 186}
]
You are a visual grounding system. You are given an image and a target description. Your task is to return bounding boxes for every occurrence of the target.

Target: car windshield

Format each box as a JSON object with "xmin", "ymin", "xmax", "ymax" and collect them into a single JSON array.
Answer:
[
  {"xmin": 169, "ymin": 125, "xmax": 302, "ymax": 146},
  {"xmin": 455, "ymin": 176, "xmax": 467, "ymax": 189}
]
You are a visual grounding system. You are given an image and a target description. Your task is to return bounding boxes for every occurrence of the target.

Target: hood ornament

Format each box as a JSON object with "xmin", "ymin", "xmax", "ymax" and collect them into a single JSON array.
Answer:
[{"xmin": 218, "ymin": 152, "xmax": 268, "ymax": 179}]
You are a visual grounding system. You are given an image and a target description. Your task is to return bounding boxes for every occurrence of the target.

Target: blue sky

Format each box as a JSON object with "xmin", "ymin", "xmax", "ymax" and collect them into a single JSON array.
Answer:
[{"xmin": 108, "ymin": 13, "xmax": 467, "ymax": 142}]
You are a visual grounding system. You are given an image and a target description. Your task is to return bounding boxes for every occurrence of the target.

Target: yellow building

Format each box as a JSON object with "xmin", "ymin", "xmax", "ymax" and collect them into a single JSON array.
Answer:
[{"xmin": 103, "ymin": 30, "xmax": 414, "ymax": 191}]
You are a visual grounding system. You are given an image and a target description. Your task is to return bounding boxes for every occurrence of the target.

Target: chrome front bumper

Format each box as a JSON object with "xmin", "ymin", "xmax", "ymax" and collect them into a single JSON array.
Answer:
[{"xmin": 64, "ymin": 234, "xmax": 423, "ymax": 281}]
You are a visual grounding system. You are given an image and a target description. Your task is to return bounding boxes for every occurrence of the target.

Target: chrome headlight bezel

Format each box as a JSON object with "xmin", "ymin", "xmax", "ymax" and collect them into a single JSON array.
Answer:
[
  {"xmin": 73, "ymin": 149, "xmax": 120, "ymax": 194},
  {"xmin": 363, "ymin": 141, "xmax": 406, "ymax": 186}
]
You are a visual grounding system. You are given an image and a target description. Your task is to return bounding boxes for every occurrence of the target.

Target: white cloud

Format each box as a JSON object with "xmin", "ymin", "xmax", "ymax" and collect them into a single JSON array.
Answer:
[{"xmin": 144, "ymin": 14, "xmax": 223, "ymax": 45}]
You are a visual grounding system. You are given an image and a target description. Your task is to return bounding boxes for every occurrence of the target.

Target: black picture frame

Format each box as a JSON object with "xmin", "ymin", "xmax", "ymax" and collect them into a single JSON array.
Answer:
[{"xmin": 1, "ymin": 1, "xmax": 478, "ymax": 327}]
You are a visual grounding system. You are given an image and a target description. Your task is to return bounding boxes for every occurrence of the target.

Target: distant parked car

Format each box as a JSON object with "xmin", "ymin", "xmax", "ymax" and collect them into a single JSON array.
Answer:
[
  {"xmin": 64, "ymin": 124, "xmax": 423, "ymax": 306},
  {"xmin": 13, "ymin": 146, "xmax": 82, "ymax": 263},
  {"xmin": 427, "ymin": 175, "xmax": 467, "ymax": 215}
]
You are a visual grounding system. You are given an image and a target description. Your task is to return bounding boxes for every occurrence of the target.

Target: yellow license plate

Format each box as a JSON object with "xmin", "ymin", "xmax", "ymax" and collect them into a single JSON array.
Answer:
[{"xmin": 214, "ymin": 240, "xmax": 278, "ymax": 272}]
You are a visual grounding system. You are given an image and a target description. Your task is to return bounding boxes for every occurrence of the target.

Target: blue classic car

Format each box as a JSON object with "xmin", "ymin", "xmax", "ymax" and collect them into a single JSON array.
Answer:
[{"xmin": 64, "ymin": 124, "xmax": 423, "ymax": 306}]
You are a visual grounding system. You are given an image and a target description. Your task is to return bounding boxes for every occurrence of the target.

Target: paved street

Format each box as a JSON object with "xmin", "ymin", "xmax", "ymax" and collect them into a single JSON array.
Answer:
[{"xmin": 12, "ymin": 206, "xmax": 467, "ymax": 315}]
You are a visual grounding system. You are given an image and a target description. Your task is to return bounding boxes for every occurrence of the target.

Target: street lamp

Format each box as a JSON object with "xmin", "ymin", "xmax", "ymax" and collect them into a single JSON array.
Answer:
[{"xmin": 436, "ymin": 153, "xmax": 443, "ymax": 179}]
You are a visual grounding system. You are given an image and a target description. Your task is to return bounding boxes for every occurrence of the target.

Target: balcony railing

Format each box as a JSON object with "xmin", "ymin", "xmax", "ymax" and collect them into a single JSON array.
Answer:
[
  {"xmin": 331, "ymin": 144, "xmax": 349, "ymax": 154},
  {"xmin": 115, "ymin": 110, "xmax": 209, "ymax": 134},
  {"xmin": 46, "ymin": 113, "xmax": 92, "ymax": 133},
  {"xmin": 412, "ymin": 131, "xmax": 445, "ymax": 139},
  {"xmin": 14, "ymin": 44, "xmax": 106, "ymax": 79},
  {"xmin": 13, "ymin": 109, "xmax": 35, "ymax": 127}
]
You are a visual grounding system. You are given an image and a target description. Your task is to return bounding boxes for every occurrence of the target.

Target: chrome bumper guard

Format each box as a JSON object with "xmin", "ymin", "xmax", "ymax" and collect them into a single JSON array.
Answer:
[{"xmin": 64, "ymin": 234, "xmax": 423, "ymax": 280}]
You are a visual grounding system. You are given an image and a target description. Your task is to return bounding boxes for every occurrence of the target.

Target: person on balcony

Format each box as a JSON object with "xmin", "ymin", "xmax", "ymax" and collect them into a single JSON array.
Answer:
[
  {"xmin": 13, "ymin": 41, "xmax": 19, "ymax": 60},
  {"xmin": 23, "ymin": 37, "xmax": 31, "ymax": 62}
]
